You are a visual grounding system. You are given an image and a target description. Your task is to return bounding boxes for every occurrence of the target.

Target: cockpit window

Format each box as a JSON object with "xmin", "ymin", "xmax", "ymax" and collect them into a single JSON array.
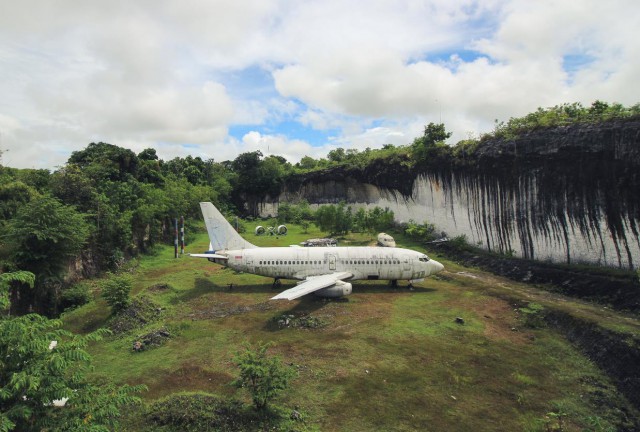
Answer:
[{"xmin": 418, "ymin": 256, "xmax": 430, "ymax": 262}]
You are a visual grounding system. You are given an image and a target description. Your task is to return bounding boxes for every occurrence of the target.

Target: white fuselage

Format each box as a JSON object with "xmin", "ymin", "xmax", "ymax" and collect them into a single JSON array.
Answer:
[{"xmin": 214, "ymin": 246, "xmax": 442, "ymax": 282}]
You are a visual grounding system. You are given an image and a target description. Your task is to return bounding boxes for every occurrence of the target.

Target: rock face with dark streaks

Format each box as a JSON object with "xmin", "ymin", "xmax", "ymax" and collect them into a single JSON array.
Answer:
[{"xmin": 258, "ymin": 118, "xmax": 640, "ymax": 269}]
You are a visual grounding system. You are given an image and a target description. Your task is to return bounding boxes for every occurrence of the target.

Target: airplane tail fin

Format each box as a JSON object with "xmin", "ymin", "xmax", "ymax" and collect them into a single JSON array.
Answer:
[{"xmin": 199, "ymin": 202, "xmax": 257, "ymax": 251}]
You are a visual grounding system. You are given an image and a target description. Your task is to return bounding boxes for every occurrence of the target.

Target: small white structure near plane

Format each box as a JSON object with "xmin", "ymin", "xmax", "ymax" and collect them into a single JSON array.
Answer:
[
  {"xmin": 255, "ymin": 225, "xmax": 287, "ymax": 236},
  {"xmin": 377, "ymin": 233, "xmax": 396, "ymax": 248},
  {"xmin": 191, "ymin": 202, "xmax": 444, "ymax": 300}
]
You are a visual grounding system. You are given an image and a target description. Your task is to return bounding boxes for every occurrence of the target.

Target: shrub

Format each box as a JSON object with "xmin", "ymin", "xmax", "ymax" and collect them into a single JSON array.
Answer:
[
  {"xmin": 60, "ymin": 282, "xmax": 91, "ymax": 310},
  {"xmin": 108, "ymin": 295, "xmax": 162, "ymax": 334},
  {"xmin": 101, "ymin": 274, "xmax": 132, "ymax": 314},
  {"xmin": 147, "ymin": 392, "xmax": 247, "ymax": 431},
  {"xmin": 232, "ymin": 341, "xmax": 297, "ymax": 411},
  {"xmin": 404, "ymin": 220, "xmax": 437, "ymax": 241},
  {"xmin": 518, "ymin": 302, "xmax": 546, "ymax": 329}
]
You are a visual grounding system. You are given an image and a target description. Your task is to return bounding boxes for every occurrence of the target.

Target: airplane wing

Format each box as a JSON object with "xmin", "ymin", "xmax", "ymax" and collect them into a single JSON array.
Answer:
[
  {"xmin": 189, "ymin": 253, "xmax": 228, "ymax": 260},
  {"xmin": 270, "ymin": 271, "xmax": 353, "ymax": 301}
]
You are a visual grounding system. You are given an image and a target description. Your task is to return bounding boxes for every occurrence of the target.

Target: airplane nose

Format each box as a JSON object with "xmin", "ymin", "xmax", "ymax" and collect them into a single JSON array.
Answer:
[{"xmin": 430, "ymin": 260, "xmax": 444, "ymax": 274}]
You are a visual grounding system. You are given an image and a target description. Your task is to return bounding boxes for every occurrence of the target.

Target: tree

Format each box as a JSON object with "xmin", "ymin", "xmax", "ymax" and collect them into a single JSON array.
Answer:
[
  {"xmin": 0, "ymin": 271, "xmax": 146, "ymax": 431},
  {"xmin": 137, "ymin": 148, "xmax": 159, "ymax": 161},
  {"xmin": 68, "ymin": 142, "xmax": 139, "ymax": 182},
  {"xmin": 411, "ymin": 122, "xmax": 452, "ymax": 161},
  {"xmin": 0, "ymin": 271, "xmax": 35, "ymax": 312},
  {"xmin": 335, "ymin": 202, "xmax": 352, "ymax": 234},
  {"xmin": 315, "ymin": 205, "xmax": 336, "ymax": 234},
  {"xmin": 257, "ymin": 156, "xmax": 287, "ymax": 197},
  {"xmin": 232, "ymin": 342, "xmax": 296, "ymax": 411},
  {"xmin": 314, "ymin": 203, "xmax": 353, "ymax": 235},
  {"xmin": 353, "ymin": 208, "xmax": 367, "ymax": 233},
  {"xmin": 589, "ymin": 100, "xmax": 609, "ymax": 117},
  {"xmin": 49, "ymin": 165, "xmax": 95, "ymax": 212},
  {"xmin": 0, "ymin": 181, "xmax": 39, "ymax": 223},
  {"xmin": 327, "ymin": 148, "xmax": 346, "ymax": 163},
  {"xmin": 7, "ymin": 196, "xmax": 90, "ymax": 315},
  {"xmin": 298, "ymin": 156, "xmax": 317, "ymax": 170},
  {"xmin": 367, "ymin": 207, "xmax": 395, "ymax": 233},
  {"xmin": 277, "ymin": 202, "xmax": 295, "ymax": 223}
]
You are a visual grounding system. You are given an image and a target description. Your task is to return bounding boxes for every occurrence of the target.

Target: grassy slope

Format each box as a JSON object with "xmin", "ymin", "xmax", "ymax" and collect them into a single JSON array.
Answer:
[{"xmin": 62, "ymin": 222, "xmax": 640, "ymax": 431}]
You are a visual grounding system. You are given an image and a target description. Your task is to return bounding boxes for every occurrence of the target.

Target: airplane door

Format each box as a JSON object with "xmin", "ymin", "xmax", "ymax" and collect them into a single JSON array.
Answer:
[
  {"xmin": 402, "ymin": 258, "xmax": 412, "ymax": 279},
  {"xmin": 246, "ymin": 258, "xmax": 254, "ymax": 273},
  {"xmin": 328, "ymin": 254, "xmax": 336, "ymax": 271}
]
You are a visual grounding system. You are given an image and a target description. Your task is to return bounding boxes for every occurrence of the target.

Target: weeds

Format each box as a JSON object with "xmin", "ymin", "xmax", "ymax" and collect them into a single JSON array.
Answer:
[
  {"xmin": 107, "ymin": 294, "xmax": 162, "ymax": 334},
  {"xmin": 146, "ymin": 392, "xmax": 312, "ymax": 432},
  {"xmin": 519, "ymin": 302, "xmax": 546, "ymax": 329}
]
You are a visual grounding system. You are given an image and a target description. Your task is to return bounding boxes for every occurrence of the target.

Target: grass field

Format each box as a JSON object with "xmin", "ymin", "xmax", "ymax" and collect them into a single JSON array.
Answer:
[{"xmin": 62, "ymin": 222, "xmax": 640, "ymax": 431}]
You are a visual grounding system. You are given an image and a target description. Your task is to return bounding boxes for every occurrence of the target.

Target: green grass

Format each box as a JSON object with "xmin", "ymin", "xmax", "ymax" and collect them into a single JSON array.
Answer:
[{"xmin": 62, "ymin": 222, "xmax": 640, "ymax": 431}]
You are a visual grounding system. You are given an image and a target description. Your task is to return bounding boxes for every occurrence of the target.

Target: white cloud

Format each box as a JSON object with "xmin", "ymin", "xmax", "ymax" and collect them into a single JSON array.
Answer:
[{"xmin": 0, "ymin": 0, "xmax": 638, "ymax": 169}]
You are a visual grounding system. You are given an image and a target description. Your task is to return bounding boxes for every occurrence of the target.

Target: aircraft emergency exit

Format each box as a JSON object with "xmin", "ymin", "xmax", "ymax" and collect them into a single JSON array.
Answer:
[{"xmin": 190, "ymin": 202, "xmax": 444, "ymax": 300}]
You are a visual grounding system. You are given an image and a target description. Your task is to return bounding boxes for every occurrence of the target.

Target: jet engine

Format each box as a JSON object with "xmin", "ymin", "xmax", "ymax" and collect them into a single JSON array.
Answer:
[
  {"xmin": 277, "ymin": 225, "xmax": 288, "ymax": 235},
  {"xmin": 314, "ymin": 280, "xmax": 352, "ymax": 298}
]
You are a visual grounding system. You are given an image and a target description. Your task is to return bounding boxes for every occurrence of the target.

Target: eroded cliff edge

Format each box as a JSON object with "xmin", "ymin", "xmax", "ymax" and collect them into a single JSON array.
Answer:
[{"xmin": 257, "ymin": 118, "xmax": 640, "ymax": 269}]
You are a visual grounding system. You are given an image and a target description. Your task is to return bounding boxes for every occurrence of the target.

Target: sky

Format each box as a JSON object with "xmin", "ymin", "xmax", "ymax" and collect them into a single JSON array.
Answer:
[{"xmin": 0, "ymin": 0, "xmax": 638, "ymax": 170}]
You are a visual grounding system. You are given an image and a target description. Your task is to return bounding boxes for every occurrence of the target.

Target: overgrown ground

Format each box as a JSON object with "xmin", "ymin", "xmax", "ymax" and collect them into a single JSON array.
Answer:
[{"xmin": 62, "ymin": 222, "xmax": 640, "ymax": 431}]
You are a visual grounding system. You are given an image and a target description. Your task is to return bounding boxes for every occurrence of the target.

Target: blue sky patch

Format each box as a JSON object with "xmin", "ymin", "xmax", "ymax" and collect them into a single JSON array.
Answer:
[
  {"xmin": 562, "ymin": 53, "xmax": 594, "ymax": 73},
  {"xmin": 217, "ymin": 65, "xmax": 279, "ymax": 99},
  {"xmin": 229, "ymin": 121, "xmax": 338, "ymax": 147}
]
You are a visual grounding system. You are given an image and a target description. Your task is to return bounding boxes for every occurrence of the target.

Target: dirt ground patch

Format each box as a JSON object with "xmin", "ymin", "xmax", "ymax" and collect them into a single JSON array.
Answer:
[
  {"xmin": 146, "ymin": 362, "xmax": 235, "ymax": 399},
  {"xmin": 474, "ymin": 297, "xmax": 534, "ymax": 344},
  {"xmin": 182, "ymin": 300, "xmax": 276, "ymax": 320}
]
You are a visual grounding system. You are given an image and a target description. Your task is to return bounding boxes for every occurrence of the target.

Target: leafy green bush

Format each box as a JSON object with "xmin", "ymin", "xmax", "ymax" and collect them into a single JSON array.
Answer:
[
  {"xmin": 232, "ymin": 341, "xmax": 297, "ymax": 411},
  {"xmin": 59, "ymin": 282, "xmax": 91, "ymax": 310},
  {"xmin": 449, "ymin": 234, "xmax": 471, "ymax": 251},
  {"xmin": 101, "ymin": 274, "xmax": 132, "ymax": 314},
  {"xmin": 404, "ymin": 220, "xmax": 437, "ymax": 241}
]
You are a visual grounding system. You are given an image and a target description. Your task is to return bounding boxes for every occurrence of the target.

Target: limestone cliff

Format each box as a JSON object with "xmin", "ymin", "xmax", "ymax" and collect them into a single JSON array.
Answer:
[{"xmin": 258, "ymin": 118, "xmax": 640, "ymax": 269}]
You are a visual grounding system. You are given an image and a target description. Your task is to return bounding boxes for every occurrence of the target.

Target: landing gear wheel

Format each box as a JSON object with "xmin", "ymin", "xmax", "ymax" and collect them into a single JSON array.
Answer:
[{"xmin": 272, "ymin": 278, "xmax": 281, "ymax": 289}]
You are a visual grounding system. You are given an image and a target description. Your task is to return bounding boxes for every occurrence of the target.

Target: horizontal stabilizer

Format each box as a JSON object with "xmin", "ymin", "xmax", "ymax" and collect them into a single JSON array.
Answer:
[{"xmin": 189, "ymin": 253, "xmax": 228, "ymax": 260}]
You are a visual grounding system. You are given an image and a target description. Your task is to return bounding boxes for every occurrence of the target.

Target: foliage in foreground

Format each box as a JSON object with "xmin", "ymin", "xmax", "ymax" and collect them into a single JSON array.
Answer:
[
  {"xmin": 0, "ymin": 271, "xmax": 146, "ymax": 431},
  {"xmin": 146, "ymin": 392, "xmax": 310, "ymax": 432},
  {"xmin": 232, "ymin": 341, "xmax": 297, "ymax": 411}
]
